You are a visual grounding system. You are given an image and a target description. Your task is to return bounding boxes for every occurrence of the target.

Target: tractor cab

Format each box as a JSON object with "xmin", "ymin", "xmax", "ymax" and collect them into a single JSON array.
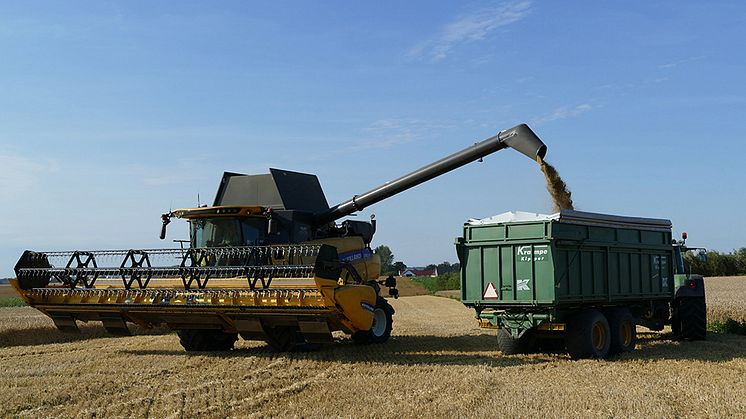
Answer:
[{"xmin": 672, "ymin": 231, "xmax": 708, "ymax": 276}]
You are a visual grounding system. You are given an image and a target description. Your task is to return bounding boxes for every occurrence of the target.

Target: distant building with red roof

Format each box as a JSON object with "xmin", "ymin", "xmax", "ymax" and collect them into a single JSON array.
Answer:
[{"xmin": 399, "ymin": 268, "xmax": 438, "ymax": 277}]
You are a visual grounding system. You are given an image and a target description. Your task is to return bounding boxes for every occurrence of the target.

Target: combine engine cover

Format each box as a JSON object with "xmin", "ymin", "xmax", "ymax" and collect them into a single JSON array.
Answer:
[{"xmin": 13, "ymin": 244, "xmax": 377, "ymax": 348}]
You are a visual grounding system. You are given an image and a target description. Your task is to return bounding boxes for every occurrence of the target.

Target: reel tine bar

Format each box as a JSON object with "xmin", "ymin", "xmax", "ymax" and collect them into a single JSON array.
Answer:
[{"xmin": 16, "ymin": 245, "xmax": 325, "ymax": 291}]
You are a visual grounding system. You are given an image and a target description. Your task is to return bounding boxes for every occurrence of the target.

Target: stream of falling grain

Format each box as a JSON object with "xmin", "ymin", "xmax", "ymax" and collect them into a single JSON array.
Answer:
[{"xmin": 537, "ymin": 156, "xmax": 574, "ymax": 212}]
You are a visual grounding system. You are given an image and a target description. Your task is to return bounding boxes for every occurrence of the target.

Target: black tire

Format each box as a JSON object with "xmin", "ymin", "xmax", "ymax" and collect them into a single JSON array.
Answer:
[
  {"xmin": 679, "ymin": 297, "xmax": 707, "ymax": 340},
  {"xmin": 177, "ymin": 329, "xmax": 238, "ymax": 352},
  {"xmin": 352, "ymin": 297, "xmax": 394, "ymax": 344},
  {"xmin": 606, "ymin": 308, "xmax": 637, "ymax": 355},
  {"xmin": 671, "ymin": 312, "xmax": 682, "ymax": 337},
  {"xmin": 535, "ymin": 337, "xmax": 565, "ymax": 353},
  {"xmin": 564, "ymin": 310, "xmax": 611, "ymax": 359},
  {"xmin": 497, "ymin": 328, "xmax": 536, "ymax": 355},
  {"xmin": 264, "ymin": 326, "xmax": 302, "ymax": 352}
]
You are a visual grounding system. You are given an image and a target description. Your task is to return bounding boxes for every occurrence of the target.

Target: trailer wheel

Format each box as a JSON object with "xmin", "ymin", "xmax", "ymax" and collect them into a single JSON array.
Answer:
[
  {"xmin": 177, "ymin": 329, "xmax": 238, "ymax": 352},
  {"xmin": 565, "ymin": 310, "xmax": 610, "ymax": 359},
  {"xmin": 536, "ymin": 336, "xmax": 565, "ymax": 353},
  {"xmin": 679, "ymin": 297, "xmax": 707, "ymax": 340},
  {"xmin": 496, "ymin": 328, "xmax": 536, "ymax": 355},
  {"xmin": 606, "ymin": 308, "xmax": 636, "ymax": 355},
  {"xmin": 353, "ymin": 297, "xmax": 394, "ymax": 344}
]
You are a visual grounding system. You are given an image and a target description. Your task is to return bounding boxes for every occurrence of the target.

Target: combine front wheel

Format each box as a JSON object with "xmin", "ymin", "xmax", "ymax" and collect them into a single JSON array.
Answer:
[
  {"xmin": 177, "ymin": 329, "xmax": 238, "ymax": 352},
  {"xmin": 353, "ymin": 297, "xmax": 394, "ymax": 344},
  {"xmin": 264, "ymin": 326, "xmax": 301, "ymax": 352}
]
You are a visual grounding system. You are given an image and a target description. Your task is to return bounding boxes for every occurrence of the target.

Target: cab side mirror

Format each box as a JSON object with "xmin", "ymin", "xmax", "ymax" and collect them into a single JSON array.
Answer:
[
  {"xmin": 697, "ymin": 249, "xmax": 708, "ymax": 263},
  {"xmin": 160, "ymin": 213, "xmax": 171, "ymax": 240}
]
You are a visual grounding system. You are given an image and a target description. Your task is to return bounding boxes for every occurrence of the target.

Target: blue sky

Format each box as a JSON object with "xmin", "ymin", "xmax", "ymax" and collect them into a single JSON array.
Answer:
[{"xmin": 1, "ymin": 1, "xmax": 745, "ymax": 276}]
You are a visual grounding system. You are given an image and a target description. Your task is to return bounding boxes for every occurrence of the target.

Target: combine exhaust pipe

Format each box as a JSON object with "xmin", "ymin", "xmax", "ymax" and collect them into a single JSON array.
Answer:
[{"xmin": 315, "ymin": 123, "xmax": 546, "ymax": 225}]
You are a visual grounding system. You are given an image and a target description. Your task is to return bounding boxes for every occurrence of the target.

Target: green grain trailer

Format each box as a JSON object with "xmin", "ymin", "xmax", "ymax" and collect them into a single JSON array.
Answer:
[{"xmin": 457, "ymin": 210, "xmax": 706, "ymax": 359}]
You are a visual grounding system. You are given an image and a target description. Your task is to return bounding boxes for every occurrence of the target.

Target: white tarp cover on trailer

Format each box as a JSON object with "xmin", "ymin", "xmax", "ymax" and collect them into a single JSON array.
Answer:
[{"xmin": 468, "ymin": 209, "xmax": 672, "ymax": 232}]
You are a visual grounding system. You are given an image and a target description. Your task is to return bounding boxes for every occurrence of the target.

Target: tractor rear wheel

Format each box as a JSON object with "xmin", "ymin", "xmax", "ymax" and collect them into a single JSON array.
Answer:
[
  {"xmin": 671, "ymin": 312, "xmax": 682, "ymax": 337},
  {"xmin": 606, "ymin": 308, "xmax": 637, "ymax": 355},
  {"xmin": 177, "ymin": 329, "xmax": 238, "ymax": 352},
  {"xmin": 564, "ymin": 310, "xmax": 610, "ymax": 359},
  {"xmin": 352, "ymin": 297, "xmax": 394, "ymax": 344},
  {"xmin": 679, "ymin": 297, "xmax": 707, "ymax": 340}
]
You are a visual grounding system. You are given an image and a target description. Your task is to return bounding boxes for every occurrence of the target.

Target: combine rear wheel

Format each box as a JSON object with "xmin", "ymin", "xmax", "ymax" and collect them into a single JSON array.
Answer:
[
  {"xmin": 177, "ymin": 329, "xmax": 238, "ymax": 352},
  {"xmin": 564, "ymin": 310, "xmax": 610, "ymax": 359},
  {"xmin": 353, "ymin": 297, "xmax": 394, "ymax": 344},
  {"xmin": 678, "ymin": 297, "xmax": 707, "ymax": 340}
]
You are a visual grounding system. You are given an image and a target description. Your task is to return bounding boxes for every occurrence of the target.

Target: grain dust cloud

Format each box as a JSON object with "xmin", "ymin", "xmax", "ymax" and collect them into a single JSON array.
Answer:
[{"xmin": 537, "ymin": 156, "xmax": 574, "ymax": 212}]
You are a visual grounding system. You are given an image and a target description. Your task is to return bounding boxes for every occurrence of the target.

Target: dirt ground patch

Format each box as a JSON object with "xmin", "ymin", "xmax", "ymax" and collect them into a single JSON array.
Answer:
[
  {"xmin": 0, "ymin": 284, "xmax": 17, "ymax": 298},
  {"xmin": 434, "ymin": 289, "xmax": 460, "ymax": 300},
  {"xmin": 2, "ymin": 285, "xmax": 746, "ymax": 418},
  {"xmin": 392, "ymin": 276, "xmax": 429, "ymax": 297}
]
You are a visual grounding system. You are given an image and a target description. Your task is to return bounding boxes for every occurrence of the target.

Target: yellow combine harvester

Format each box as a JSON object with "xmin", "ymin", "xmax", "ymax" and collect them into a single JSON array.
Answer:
[{"xmin": 13, "ymin": 124, "xmax": 547, "ymax": 351}]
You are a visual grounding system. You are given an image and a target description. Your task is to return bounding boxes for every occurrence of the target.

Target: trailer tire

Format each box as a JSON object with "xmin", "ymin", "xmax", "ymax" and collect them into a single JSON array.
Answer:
[
  {"xmin": 352, "ymin": 297, "xmax": 394, "ymax": 344},
  {"xmin": 177, "ymin": 329, "xmax": 238, "ymax": 352},
  {"xmin": 679, "ymin": 297, "xmax": 707, "ymax": 340},
  {"xmin": 606, "ymin": 308, "xmax": 636, "ymax": 355},
  {"xmin": 536, "ymin": 337, "xmax": 565, "ymax": 353},
  {"xmin": 497, "ymin": 328, "xmax": 536, "ymax": 355},
  {"xmin": 565, "ymin": 310, "xmax": 610, "ymax": 359}
]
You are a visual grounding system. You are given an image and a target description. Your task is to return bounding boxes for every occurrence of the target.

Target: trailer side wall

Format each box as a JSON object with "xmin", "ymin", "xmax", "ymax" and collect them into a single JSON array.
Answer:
[{"xmin": 459, "ymin": 214, "xmax": 674, "ymax": 309}]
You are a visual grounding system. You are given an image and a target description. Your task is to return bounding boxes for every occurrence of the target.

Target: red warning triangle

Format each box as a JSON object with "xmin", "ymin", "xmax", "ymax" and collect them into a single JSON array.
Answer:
[{"xmin": 483, "ymin": 282, "xmax": 499, "ymax": 299}]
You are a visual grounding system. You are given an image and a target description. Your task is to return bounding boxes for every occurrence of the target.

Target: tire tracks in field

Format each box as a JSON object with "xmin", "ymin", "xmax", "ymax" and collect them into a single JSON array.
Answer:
[
  {"xmin": 0, "ymin": 344, "xmax": 100, "ymax": 360},
  {"xmin": 77, "ymin": 357, "xmax": 287, "ymax": 418},
  {"xmin": 180, "ymin": 369, "xmax": 331, "ymax": 418},
  {"xmin": 8, "ymin": 395, "xmax": 74, "ymax": 418}
]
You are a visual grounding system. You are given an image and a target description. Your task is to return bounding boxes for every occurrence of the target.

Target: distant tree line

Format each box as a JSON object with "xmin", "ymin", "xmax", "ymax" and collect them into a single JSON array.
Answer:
[
  {"xmin": 425, "ymin": 261, "xmax": 461, "ymax": 275},
  {"xmin": 375, "ymin": 245, "xmax": 395, "ymax": 274},
  {"xmin": 685, "ymin": 248, "xmax": 746, "ymax": 277},
  {"xmin": 376, "ymin": 244, "xmax": 746, "ymax": 279}
]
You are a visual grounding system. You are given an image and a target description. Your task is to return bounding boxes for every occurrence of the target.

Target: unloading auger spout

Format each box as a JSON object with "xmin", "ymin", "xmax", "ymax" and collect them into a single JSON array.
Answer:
[{"xmin": 315, "ymin": 123, "xmax": 546, "ymax": 225}]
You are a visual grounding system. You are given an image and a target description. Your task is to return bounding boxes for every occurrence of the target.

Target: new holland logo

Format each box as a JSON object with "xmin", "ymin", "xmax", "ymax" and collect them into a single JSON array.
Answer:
[
  {"xmin": 360, "ymin": 302, "xmax": 375, "ymax": 313},
  {"xmin": 516, "ymin": 279, "xmax": 530, "ymax": 291}
]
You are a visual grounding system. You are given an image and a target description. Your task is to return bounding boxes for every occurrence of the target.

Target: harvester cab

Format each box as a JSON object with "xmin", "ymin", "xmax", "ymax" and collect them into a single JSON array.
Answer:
[
  {"xmin": 161, "ymin": 169, "xmax": 386, "ymax": 291},
  {"xmin": 13, "ymin": 123, "xmax": 547, "ymax": 352}
]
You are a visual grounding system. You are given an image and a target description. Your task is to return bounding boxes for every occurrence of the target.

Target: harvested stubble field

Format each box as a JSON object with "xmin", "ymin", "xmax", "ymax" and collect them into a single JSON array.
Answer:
[{"xmin": 1, "ymin": 279, "xmax": 746, "ymax": 418}]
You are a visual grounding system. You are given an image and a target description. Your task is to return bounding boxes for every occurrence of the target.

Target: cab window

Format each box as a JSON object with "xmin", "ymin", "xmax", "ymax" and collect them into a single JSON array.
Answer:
[{"xmin": 191, "ymin": 217, "xmax": 266, "ymax": 247}]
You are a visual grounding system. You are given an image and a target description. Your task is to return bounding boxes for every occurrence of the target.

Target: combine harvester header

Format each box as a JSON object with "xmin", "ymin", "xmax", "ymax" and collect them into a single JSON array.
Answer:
[{"xmin": 14, "ymin": 124, "xmax": 546, "ymax": 352}]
